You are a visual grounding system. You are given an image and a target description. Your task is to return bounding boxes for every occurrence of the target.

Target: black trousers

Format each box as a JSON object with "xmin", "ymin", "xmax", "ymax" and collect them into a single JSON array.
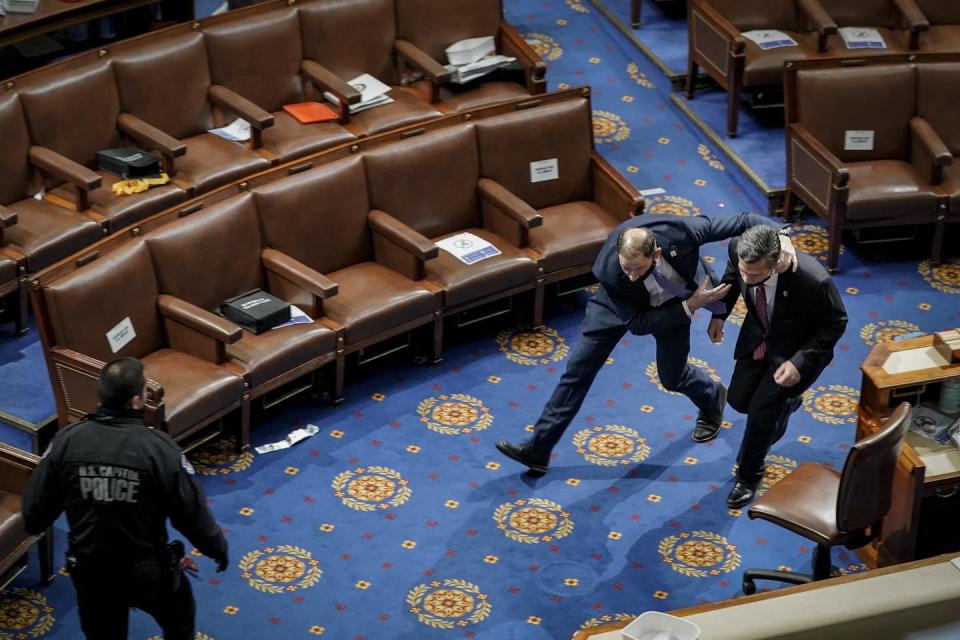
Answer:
[
  {"xmin": 70, "ymin": 554, "xmax": 196, "ymax": 640},
  {"xmin": 727, "ymin": 356, "xmax": 803, "ymax": 484}
]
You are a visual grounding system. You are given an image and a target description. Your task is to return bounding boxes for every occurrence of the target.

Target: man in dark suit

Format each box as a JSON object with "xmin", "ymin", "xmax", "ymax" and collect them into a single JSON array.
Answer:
[
  {"xmin": 710, "ymin": 225, "xmax": 847, "ymax": 508},
  {"xmin": 496, "ymin": 212, "xmax": 796, "ymax": 475}
]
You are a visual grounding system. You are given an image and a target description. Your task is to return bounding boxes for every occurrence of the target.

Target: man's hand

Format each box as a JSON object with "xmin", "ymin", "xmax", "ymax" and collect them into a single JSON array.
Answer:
[
  {"xmin": 687, "ymin": 277, "xmax": 732, "ymax": 311},
  {"xmin": 708, "ymin": 317, "xmax": 725, "ymax": 344},
  {"xmin": 179, "ymin": 555, "xmax": 199, "ymax": 576},
  {"xmin": 773, "ymin": 360, "xmax": 801, "ymax": 387},
  {"xmin": 775, "ymin": 234, "xmax": 798, "ymax": 273}
]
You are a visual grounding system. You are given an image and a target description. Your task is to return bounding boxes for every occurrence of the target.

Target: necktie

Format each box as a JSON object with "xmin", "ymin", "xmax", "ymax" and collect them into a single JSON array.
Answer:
[{"xmin": 753, "ymin": 284, "xmax": 768, "ymax": 360}]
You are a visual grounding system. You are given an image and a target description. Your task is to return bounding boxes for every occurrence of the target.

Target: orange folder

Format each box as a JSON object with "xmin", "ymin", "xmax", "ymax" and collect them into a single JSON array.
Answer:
[{"xmin": 283, "ymin": 102, "xmax": 339, "ymax": 124}]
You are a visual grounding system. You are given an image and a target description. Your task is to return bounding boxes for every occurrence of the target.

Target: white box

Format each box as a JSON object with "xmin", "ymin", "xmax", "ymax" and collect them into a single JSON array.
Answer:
[
  {"xmin": 622, "ymin": 611, "xmax": 701, "ymax": 640},
  {"xmin": 445, "ymin": 36, "xmax": 496, "ymax": 66},
  {"xmin": 5, "ymin": 0, "xmax": 41, "ymax": 14}
]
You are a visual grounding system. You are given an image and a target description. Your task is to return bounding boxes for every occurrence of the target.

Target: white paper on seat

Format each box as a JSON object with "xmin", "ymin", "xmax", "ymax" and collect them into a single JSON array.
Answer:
[
  {"xmin": 208, "ymin": 118, "xmax": 251, "ymax": 142},
  {"xmin": 742, "ymin": 30, "xmax": 798, "ymax": 49},
  {"xmin": 435, "ymin": 232, "xmax": 501, "ymax": 265},
  {"xmin": 839, "ymin": 27, "xmax": 886, "ymax": 49},
  {"xmin": 271, "ymin": 305, "xmax": 313, "ymax": 330},
  {"xmin": 106, "ymin": 317, "xmax": 136, "ymax": 353}
]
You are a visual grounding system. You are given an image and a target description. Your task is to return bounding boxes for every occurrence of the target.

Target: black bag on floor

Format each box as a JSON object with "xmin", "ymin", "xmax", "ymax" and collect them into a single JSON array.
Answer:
[{"xmin": 220, "ymin": 289, "xmax": 291, "ymax": 334}]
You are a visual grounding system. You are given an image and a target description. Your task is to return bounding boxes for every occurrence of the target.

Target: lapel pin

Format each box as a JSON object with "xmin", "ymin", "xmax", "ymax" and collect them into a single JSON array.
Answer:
[
  {"xmin": 782, "ymin": 291, "xmax": 789, "ymax": 297},
  {"xmin": 670, "ymin": 249, "xmax": 677, "ymax": 257}
]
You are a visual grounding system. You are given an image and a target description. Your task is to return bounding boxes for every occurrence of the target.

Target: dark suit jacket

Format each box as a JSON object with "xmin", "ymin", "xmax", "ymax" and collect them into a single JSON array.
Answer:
[
  {"xmin": 719, "ymin": 239, "xmax": 848, "ymax": 387},
  {"xmin": 590, "ymin": 212, "xmax": 777, "ymax": 336}
]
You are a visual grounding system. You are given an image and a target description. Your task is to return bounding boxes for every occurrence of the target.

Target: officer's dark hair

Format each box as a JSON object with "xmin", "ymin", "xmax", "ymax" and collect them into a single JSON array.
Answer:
[
  {"xmin": 98, "ymin": 357, "xmax": 146, "ymax": 410},
  {"xmin": 617, "ymin": 227, "xmax": 657, "ymax": 260},
  {"xmin": 737, "ymin": 225, "xmax": 781, "ymax": 267}
]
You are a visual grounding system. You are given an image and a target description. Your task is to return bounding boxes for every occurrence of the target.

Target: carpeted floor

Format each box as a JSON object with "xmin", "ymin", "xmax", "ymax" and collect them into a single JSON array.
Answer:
[{"xmin": 0, "ymin": 0, "xmax": 959, "ymax": 639}]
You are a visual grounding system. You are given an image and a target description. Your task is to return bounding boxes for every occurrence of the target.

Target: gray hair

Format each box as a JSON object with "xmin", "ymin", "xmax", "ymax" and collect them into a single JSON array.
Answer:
[
  {"xmin": 737, "ymin": 225, "xmax": 780, "ymax": 266},
  {"xmin": 617, "ymin": 227, "xmax": 657, "ymax": 260}
]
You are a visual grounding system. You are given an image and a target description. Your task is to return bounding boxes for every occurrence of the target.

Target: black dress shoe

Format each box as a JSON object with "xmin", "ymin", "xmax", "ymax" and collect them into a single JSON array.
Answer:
[
  {"xmin": 693, "ymin": 383, "xmax": 727, "ymax": 443},
  {"xmin": 726, "ymin": 480, "xmax": 758, "ymax": 509},
  {"xmin": 496, "ymin": 440, "xmax": 549, "ymax": 474}
]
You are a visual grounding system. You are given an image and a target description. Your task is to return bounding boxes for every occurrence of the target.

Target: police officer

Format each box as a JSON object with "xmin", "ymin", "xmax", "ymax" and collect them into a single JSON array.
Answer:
[{"xmin": 22, "ymin": 357, "xmax": 229, "ymax": 640}]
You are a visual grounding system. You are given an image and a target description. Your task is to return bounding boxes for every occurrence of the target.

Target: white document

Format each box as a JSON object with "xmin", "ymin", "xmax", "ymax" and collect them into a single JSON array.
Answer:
[
  {"xmin": 436, "ymin": 232, "xmax": 501, "ymax": 265},
  {"xmin": 324, "ymin": 73, "xmax": 394, "ymax": 114},
  {"xmin": 530, "ymin": 158, "xmax": 559, "ymax": 183},
  {"xmin": 839, "ymin": 27, "xmax": 886, "ymax": 49},
  {"xmin": 208, "ymin": 118, "xmax": 251, "ymax": 142},
  {"xmin": 639, "ymin": 187, "xmax": 666, "ymax": 196},
  {"xmin": 742, "ymin": 30, "xmax": 798, "ymax": 50},
  {"xmin": 271, "ymin": 305, "xmax": 314, "ymax": 330},
  {"xmin": 106, "ymin": 317, "xmax": 136, "ymax": 354},
  {"xmin": 254, "ymin": 424, "xmax": 320, "ymax": 454},
  {"xmin": 844, "ymin": 130, "xmax": 875, "ymax": 151},
  {"xmin": 444, "ymin": 54, "xmax": 517, "ymax": 84},
  {"xmin": 445, "ymin": 36, "xmax": 497, "ymax": 65}
]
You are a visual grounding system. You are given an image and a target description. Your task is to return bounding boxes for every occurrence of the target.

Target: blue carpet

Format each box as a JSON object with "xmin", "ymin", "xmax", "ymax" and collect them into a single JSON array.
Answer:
[
  {"xmin": 0, "ymin": 0, "xmax": 959, "ymax": 639},
  {"xmin": 0, "ymin": 319, "xmax": 55, "ymax": 426},
  {"xmin": 591, "ymin": 0, "xmax": 690, "ymax": 75}
]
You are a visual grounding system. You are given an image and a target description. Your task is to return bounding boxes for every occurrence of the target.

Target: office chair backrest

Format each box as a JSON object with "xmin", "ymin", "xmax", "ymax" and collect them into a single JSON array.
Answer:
[{"xmin": 836, "ymin": 402, "xmax": 912, "ymax": 533}]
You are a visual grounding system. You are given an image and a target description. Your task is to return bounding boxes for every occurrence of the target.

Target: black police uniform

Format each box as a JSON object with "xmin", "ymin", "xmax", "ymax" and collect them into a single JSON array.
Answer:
[{"xmin": 22, "ymin": 407, "xmax": 228, "ymax": 640}]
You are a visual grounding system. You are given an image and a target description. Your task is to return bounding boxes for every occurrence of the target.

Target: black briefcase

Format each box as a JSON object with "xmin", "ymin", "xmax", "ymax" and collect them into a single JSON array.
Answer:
[
  {"xmin": 220, "ymin": 289, "xmax": 291, "ymax": 334},
  {"xmin": 96, "ymin": 147, "xmax": 161, "ymax": 179}
]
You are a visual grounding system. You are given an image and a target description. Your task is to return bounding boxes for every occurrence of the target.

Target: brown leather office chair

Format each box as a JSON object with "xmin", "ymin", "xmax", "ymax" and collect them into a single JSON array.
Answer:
[
  {"xmin": 741, "ymin": 402, "xmax": 912, "ymax": 594},
  {"xmin": 0, "ymin": 443, "xmax": 54, "ymax": 588}
]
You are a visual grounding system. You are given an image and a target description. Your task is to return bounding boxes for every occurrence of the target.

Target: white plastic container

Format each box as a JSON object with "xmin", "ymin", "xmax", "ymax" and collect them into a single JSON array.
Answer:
[
  {"xmin": 621, "ymin": 611, "xmax": 701, "ymax": 640},
  {"xmin": 445, "ymin": 36, "xmax": 496, "ymax": 66},
  {"xmin": 5, "ymin": 0, "xmax": 41, "ymax": 14}
]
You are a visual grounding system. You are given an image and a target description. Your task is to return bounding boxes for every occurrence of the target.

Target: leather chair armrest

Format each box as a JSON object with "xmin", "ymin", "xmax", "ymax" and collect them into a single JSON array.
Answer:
[
  {"xmin": 499, "ymin": 21, "xmax": 547, "ymax": 92},
  {"xmin": 0, "ymin": 442, "xmax": 40, "ymax": 493},
  {"xmin": 28, "ymin": 146, "xmax": 101, "ymax": 191},
  {"xmin": 689, "ymin": 0, "xmax": 745, "ymax": 53},
  {"xmin": 894, "ymin": 0, "xmax": 929, "ymax": 31},
  {"xmin": 478, "ymin": 178, "xmax": 542, "ymax": 229},
  {"xmin": 790, "ymin": 123, "xmax": 848, "ymax": 180},
  {"xmin": 0, "ymin": 205, "xmax": 15, "ymax": 247},
  {"xmin": 394, "ymin": 39, "xmax": 452, "ymax": 84},
  {"xmin": 368, "ymin": 209, "xmax": 437, "ymax": 281},
  {"xmin": 910, "ymin": 116, "xmax": 952, "ymax": 185},
  {"xmin": 261, "ymin": 248, "xmax": 337, "ymax": 319},
  {"xmin": 158, "ymin": 294, "xmax": 241, "ymax": 344},
  {"xmin": 797, "ymin": 0, "xmax": 838, "ymax": 51},
  {"xmin": 118, "ymin": 113, "xmax": 187, "ymax": 177},
  {"xmin": 591, "ymin": 152, "xmax": 644, "ymax": 221},
  {"xmin": 301, "ymin": 59, "xmax": 362, "ymax": 108},
  {"xmin": 208, "ymin": 85, "xmax": 274, "ymax": 130},
  {"xmin": 788, "ymin": 123, "xmax": 850, "ymax": 217}
]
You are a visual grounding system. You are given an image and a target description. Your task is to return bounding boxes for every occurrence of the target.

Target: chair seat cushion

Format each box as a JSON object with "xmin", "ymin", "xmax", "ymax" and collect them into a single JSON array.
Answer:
[
  {"xmin": 427, "ymin": 228, "xmax": 538, "ymax": 308},
  {"xmin": 0, "ymin": 491, "xmax": 27, "ymax": 563},
  {"xmin": 5, "ymin": 197, "xmax": 104, "ymax": 272},
  {"xmin": 919, "ymin": 25, "xmax": 960, "ymax": 53},
  {"xmin": 744, "ymin": 32, "xmax": 822, "ymax": 87},
  {"xmin": 50, "ymin": 173, "xmax": 188, "ymax": 232},
  {"xmin": 141, "ymin": 349, "xmax": 245, "ymax": 440},
  {"xmin": 0, "ymin": 254, "xmax": 16, "ymax": 285},
  {"xmin": 748, "ymin": 462, "xmax": 847, "ymax": 547},
  {"xmin": 531, "ymin": 201, "xmax": 621, "ymax": 273},
  {"xmin": 176, "ymin": 133, "xmax": 273, "ymax": 195},
  {"xmin": 351, "ymin": 87, "xmax": 442, "ymax": 136},
  {"xmin": 845, "ymin": 160, "xmax": 941, "ymax": 221},
  {"xmin": 324, "ymin": 262, "xmax": 438, "ymax": 344},
  {"xmin": 226, "ymin": 321, "xmax": 337, "ymax": 389},
  {"xmin": 262, "ymin": 111, "xmax": 356, "ymax": 164}
]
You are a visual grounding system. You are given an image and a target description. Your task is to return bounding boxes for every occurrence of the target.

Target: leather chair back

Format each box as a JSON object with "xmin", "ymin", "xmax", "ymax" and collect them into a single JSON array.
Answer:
[
  {"xmin": 44, "ymin": 240, "xmax": 165, "ymax": 361},
  {"xmin": 917, "ymin": 62, "xmax": 960, "ymax": 156},
  {"xmin": 817, "ymin": 0, "xmax": 899, "ymax": 29},
  {"xmin": 796, "ymin": 64, "xmax": 915, "ymax": 162},
  {"xmin": 836, "ymin": 402, "xmax": 911, "ymax": 532},
  {"xmin": 18, "ymin": 58, "xmax": 123, "ymax": 181},
  {"xmin": 396, "ymin": 0, "xmax": 502, "ymax": 62},
  {"xmin": 706, "ymin": 0, "xmax": 801, "ymax": 32},
  {"xmin": 914, "ymin": 0, "xmax": 960, "ymax": 24},
  {"xmin": 476, "ymin": 98, "xmax": 593, "ymax": 210},
  {"xmin": 253, "ymin": 156, "xmax": 372, "ymax": 274},
  {"xmin": 0, "ymin": 92, "xmax": 33, "ymax": 205},
  {"xmin": 205, "ymin": 6, "xmax": 306, "ymax": 113},
  {"xmin": 145, "ymin": 194, "xmax": 264, "ymax": 311},
  {"xmin": 112, "ymin": 26, "xmax": 216, "ymax": 138},
  {"xmin": 363, "ymin": 125, "xmax": 481, "ymax": 239},
  {"xmin": 299, "ymin": 0, "xmax": 400, "ymax": 85}
]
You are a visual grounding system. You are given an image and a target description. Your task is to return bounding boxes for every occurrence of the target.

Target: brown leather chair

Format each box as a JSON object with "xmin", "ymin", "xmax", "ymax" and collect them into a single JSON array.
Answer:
[
  {"xmin": 16, "ymin": 56, "xmax": 189, "ymax": 233},
  {"xmin": 253, "ymin": 155, "xmax": 442, "ymax": 393},
  {"xmin": 915, "ymin": 1, "xmax": 960, "ymax": 52},
  {"xmin": 784, "ymin": 58, "xmax": 948, "ymax": 271},
  {"xmin": 917, "ymin": 60, "xmax": 960, "ymax": 224},
  {"xmin": 144, "ymin": 194, "xmax": 340, "ymax": 410},
  {"xmin": 202, "ymin": 4, "xmax": 356, "ymax": 164},
  {"xmin": 363, "ymin": 125, "xmax": 541, "ymax": 320},
  {"xmin": 741, "ymin": 402, "xmax": 912, "ymax": 593},
  {"xmin": 0, "ymin": 443, "xmax": 53, "ymax": 588},
  {"xmin": 39, "ymin": 239, "xmax": 248, "ymax": 446},
  {"xmin": 109, "ymin": 26, "xmax": 273, "ymax": 196},
  {"xmin": 298, "ymin": 0, "xmax": 444, "ymax": 136},
  {"xmin": 817, "ymin": 0, "xmax": 928, "ymax": 54},
  {"xmin": 1, "ymin": 213, "xmax": 27, "ymax": 335},
  {"xmin": 395, "ymin": 0, "xmax": 546, "ymax": 111},
  {"xmin": 0, "ymin": 90, "xmax": 104, "ymax": 276},
  {"xmin": 475, "ymin": 97, "xmax": 642, "ymax": 315},
  {"xmin": 686, "ymin": 0, "xmax": 836, "ymax": 137}
]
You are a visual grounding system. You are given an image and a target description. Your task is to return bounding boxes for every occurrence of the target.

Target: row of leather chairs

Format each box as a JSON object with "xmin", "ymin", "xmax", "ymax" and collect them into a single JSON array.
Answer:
[
  {"xmin": 31, "ymin": 90, "xmax": 642, "ymax": 450},
  {"xmin": 785, "ymin": 54, "xmax": 960, "ymax": 271},
  {"xmin": 0, "ymin": 0, "xmax": 545, "ymax": 334},
  {"xmin": 687, "ymin": 0, "xmax": 960, "ymax": 136}
]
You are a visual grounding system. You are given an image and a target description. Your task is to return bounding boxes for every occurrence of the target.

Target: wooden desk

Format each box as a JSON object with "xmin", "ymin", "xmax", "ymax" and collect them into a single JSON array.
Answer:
[
  {"xmin": 856, "ymin": 336, "xmax": 960, "ymax": 567},
  {"xmin": 0, "ymin": 0, "xmax": 193, "ymax": 50},
  {"xmin": 574, "ymin": 553, "xmax": 960, "ymax": 640}
]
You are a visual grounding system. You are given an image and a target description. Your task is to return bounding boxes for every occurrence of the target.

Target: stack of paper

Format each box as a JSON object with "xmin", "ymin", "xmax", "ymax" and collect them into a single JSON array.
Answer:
[
  {"xmin": 254, "ymin": 424, "xmax": 320, "ymax": 454},
  {"xmin": 445, "ymin": 54, "xmax": 517, "ymax": 84},
  {"xmin": 324, "ymin": 74, "xmax": 394, "ymax": 114}
]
